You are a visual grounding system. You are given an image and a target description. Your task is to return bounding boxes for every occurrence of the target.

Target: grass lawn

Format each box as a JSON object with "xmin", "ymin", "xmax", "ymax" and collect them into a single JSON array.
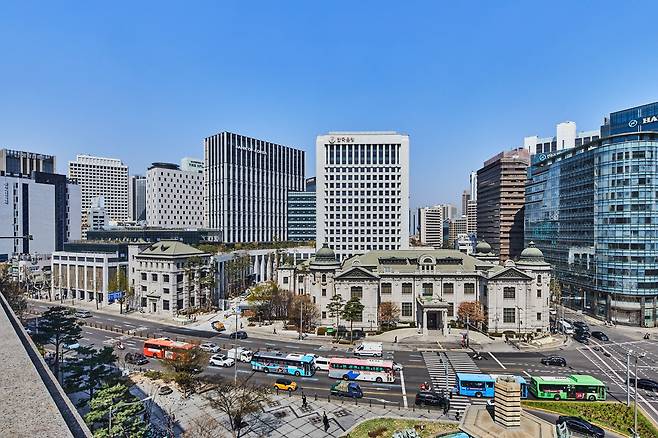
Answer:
[
  {"xmin": 348, "ymin": 418, "xmax": 459, "ymax": 438},
  {"xmin": 522, "ymin": 400, "xmax": 658, "ymax": 437}
]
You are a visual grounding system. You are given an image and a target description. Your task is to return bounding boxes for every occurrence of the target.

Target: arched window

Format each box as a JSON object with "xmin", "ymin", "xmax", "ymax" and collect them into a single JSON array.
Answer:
[
  {"xmin": 321, "ymin": 274, "xmax": 327, "ymax": 283},
  {"xmin": 537, "ymin": 274, "xmax": 542, "ymax": 285}
]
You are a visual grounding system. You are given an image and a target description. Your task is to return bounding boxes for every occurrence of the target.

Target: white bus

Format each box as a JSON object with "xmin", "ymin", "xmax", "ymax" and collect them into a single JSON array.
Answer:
[{"xmin": 328, "ymin": 357, "xmax": 395, "ymax": 383}]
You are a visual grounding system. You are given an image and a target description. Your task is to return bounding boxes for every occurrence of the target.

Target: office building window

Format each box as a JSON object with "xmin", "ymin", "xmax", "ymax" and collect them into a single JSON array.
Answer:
[
  {"xmin": 422, "ymin": 283, "xmax": 433, "ymax": 296},
  {"xmin": 151, "ymin": 273, "xmax": 158, "ymax": 282},
  {"xmin": 503, "ymin": 308, "xmax": 516, "ymax": 323},
  {"xmin": 381, "ymin": 283, "xmax": 392, "ymax": 294},
  {"xmin": 464, "ymin": 283, "xmax": 475, "ymax": 294},
  {"xmin": 402, "ymin": 282, "xmax": 412, "ymax": 294},
  {"xmin": 322, "ymin": 288, "xmax": 327, "ymax": 297},
  {"xmin": 401, "ymin": 303, "xmax": 412, "ymax": 317},
  {"xmin": 283, "ymin": 276, "xmax": 289, "ymax": 284},
  {"xmin": 351, "ymin": 286, "xmax": 363, "ymax": 299},
  {"xmin": 536, "ymin": 289, "xmax": 542, "ymax": 298},
  {"xmin": 503, "ymin": 287, "xmax": 515, "ymax": 299},
  {"xmin": 448, "ymin": 302, "xmax": 454, "ymax": 317},
  {"xmin": 444, "ymin": 283, "xmax": 454, "ymax": 294},
  {"xmin": 163, "ymin": 300, "xmax": 170, "ymax": 311},
  {"xmin": 536, "ymin": 312, "xmax": 542, "ymax": 321}
]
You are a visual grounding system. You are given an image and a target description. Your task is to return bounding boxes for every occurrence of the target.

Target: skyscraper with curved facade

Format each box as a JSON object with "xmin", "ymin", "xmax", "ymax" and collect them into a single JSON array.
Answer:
[{"xmin": 526, "ymin": 102, "xmax": 658, "ymax": 327}]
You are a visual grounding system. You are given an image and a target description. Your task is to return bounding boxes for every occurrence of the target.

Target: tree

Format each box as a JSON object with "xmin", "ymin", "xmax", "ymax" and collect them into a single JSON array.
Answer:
[
  {"xmin": 225, "ymin": 253, "xmax": 252, "ymax": 299},
  {"xmin": 341, "ymin": 297, "xmax": 365, "ymax": 343},
  {"xmin": 326, "ymin": 294, "xmax": 345, "ymax": 332},
  {"xmin": 204, "ymin": 377, "xmax": 271, "ymax": 438},
  {"xmin": 378, "ymin": 301, "xmax": 400, "ymax": 329},
  {"xmin": 0, "ymin": 265, "xmax": 27, "ymax": 320},
  {"xmin": 33, "ymin": 306, "xmax": 82, "ymax": 381},
  {"xmin": 84, "ymin": 383, "xmax": 149, "ymax": 438},
  {"xmin": 108, "ymin": 267, "xmax": 130, "ymax": 314},
  {"xmin": 63, "ymin": 345, "xmax": 119, "ymax": 402},
  {"xmin": 247, "ymin": 281, "xmax": 278, "ymax": 321},
  {"xmin": 288, "ymin": 294, "xmax": 320, "ymax": 334},
  {"xmin": 457, "ymin": 301, "xmax": 485, "ymax": 327},
  {"xmin": 161, "ymin": 346, "xmax": 208, "ymax": 397}
]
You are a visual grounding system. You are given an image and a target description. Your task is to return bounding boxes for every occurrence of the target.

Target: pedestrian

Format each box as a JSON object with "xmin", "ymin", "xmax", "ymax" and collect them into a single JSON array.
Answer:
[
  {"xmin": 394, "ymin": 336, "xmax": 398, "ymax": 343},
  {"xmin": 302, "ymin": 392, "xmax": 307, "ymax": 407},
  {"xmin": 455, "ymin": 411, "xmax": 461, "ymax": 422},
  {"xmin": 448, "ymin": 326, "xmax": 451, "ymax": 335},
  {"xmin": 273, "ymin": 327, "xmax": 277, "ymax": 334},
  {"xmin": 323, "ymin": 411, "xmax": 329, "ymax": 432}
]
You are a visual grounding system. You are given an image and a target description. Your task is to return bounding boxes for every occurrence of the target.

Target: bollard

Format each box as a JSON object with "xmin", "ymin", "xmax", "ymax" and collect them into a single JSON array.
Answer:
[
  {"xmin": 328, "ymin": 395, "xmax": 330, "ymax": 403},
  {"xmin": 288, "ymin": 390, "xmax": 292, "ymax": 398},
  {"xmin": 314, "ymin": 394, "xmax": 317, "ymax": 401},
  {"xmin": 412, "ymin": 404, "xmax": 414, "ymax": 412},
  {"xmin": 369, "ymin": 399, "xmax": 372, "ymax": 408},
  {"xmin": 355, "ymin": 398, "xmax": 358, "ymax": 406}
]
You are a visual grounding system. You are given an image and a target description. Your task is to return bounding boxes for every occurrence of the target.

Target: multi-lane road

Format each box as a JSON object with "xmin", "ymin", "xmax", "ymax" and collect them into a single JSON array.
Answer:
[{"xmin": 27, "ymin": 300, "xmax": 658, "ymax": 426}]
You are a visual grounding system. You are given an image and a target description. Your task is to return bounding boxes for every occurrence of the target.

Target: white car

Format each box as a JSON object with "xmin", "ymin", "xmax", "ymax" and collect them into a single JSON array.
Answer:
[
  {"xmin": 393, "ymin": 362, "xmax": 404, "ymax": 372},
  {"xmin": 209, "ymin": 354, "xmax": 235, "ymax": 368},
  {"xmin": 314, "ymin": 356, "xmax": 330, "ymax": 371},
  {"xmin": 199, "ymin": 342, "xmax": 221, "ymax": 353},
  {"xmin": 64, "ymin": 342, "xmax": 80, "ymax": 350}
]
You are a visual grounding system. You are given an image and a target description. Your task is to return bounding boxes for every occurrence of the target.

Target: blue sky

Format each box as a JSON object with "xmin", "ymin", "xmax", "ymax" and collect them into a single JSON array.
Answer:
[{"xmin": 2, "ymin": 1, "xmax": 658, "ymax": 210}]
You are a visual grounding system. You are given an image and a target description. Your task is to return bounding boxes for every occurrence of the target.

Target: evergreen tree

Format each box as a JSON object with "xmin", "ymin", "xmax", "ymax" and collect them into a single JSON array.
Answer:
[
  {"xmin": 85, "ymin": 383, "xmax": 149, "ymax": 438},
  {"xmin": 63, "ymin": 345, "xmax": 118, "ymax": 401},
  {"xmin": 33, "ymin": 306, "xmax": 82, "ymax": 380},
  {"xmin": 341, "ymin": 297, "xmax": 365, "ymax": 343}
]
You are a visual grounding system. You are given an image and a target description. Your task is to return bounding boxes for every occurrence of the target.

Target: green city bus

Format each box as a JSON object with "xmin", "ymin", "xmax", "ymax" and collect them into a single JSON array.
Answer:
[{"xmin": 528, "ymin": 374, "xmax": 607, "ymax": 401}]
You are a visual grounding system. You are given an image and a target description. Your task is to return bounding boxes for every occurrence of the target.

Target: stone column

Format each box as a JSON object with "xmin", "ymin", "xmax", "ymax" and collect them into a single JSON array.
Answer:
[
  {"xmin": 253, "ymin": 256, "xmax": 260, "ymax": 283},
  {"xmin": 494, "ymin": 376, "xmax": 521, "ymax": 428},
  {"xmin": 442, "ymin": 309, "xmax": 447, "ymax": 336},
  {"xmin": 423, "ymin": 309, "xmax": 428, "ymax": 336}
]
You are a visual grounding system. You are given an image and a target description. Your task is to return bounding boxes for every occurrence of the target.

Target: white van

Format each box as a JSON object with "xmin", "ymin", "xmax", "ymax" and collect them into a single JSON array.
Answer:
[
  {"xmin": 227, "ymin": 347, "xmax": 253, "ymax": 362},
  {"xmin": 314, "ymin": 356, "xmax": 330, "ymax": 371},
  {"xmin": 353, "ymin": 342, "xmax": 383, "ymax": 357},
  {"xmin": 558, "ymin": 320, "xmax": 574, "ymax": 335}
]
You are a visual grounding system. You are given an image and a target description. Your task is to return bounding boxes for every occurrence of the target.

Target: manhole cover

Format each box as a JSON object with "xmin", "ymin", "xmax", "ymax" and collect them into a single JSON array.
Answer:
[
  {"xmin": 309, "ymin": 416, "xmax": 322, "ymax": 424},
  {"xmin": 300, "ymin": 405, "xmax": 313, "ymax": 413},
  {"xmin": 333, "ymin": 409, "xmax": 351, "ymax": 418},
  {"xmin": 268, "ymin": 401, "xmax": 281, "ymax": 407}
]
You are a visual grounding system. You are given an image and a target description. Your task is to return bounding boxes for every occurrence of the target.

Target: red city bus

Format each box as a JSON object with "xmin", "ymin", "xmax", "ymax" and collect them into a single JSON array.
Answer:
[{"xmin": 143, "ymin": 338, "xmax": 195, "ymax": 360}]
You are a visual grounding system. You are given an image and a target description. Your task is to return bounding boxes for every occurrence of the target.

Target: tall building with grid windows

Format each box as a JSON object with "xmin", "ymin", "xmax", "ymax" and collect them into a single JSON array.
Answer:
[
  {"xmin": 146, "ymin": 162, "xmax": 203, "ymax": 228},
  {"xmin": 68, "ymin": 155, "xmax": 128, "ymax": 235},
  {"xmin": 204, "ymin": 131, "xmax": 305, "ymax": 243},
  {"xmin": 316, "ymin": 131, "xmax": 410, "ymax": 260},
  {"xmin": 526, "ymin": 101, "xmax": 658, "ymax": 327}
]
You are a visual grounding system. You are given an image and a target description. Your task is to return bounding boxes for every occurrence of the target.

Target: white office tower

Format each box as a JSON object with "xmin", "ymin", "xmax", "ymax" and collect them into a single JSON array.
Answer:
[
  {"xmin": 418, "ymin": 206, "xmax": 444, "ymax": 247},
  {"xmin": 146, "ymin": 162, "xmax": 203, "ymax": 228},
  {"xmin": 68, "ymin": 155, "xmax": 129, "ymax": 233},
  {"xmin": 316, "ymin": 131, "xmax": 410, "ymax": 260},
  {"xmin": 469, "ymin": 171, "xmax": 477, "ymax": 201},
  {"xmin": 524, "ymin": 121, "xmax": 600, "ymax": 156},
  {"xmin": 87, "ymin": 196, "xmax": 109, "ymax": 231},
  {"xmin": 180, "ymin": 157, "xmax": 203, "ymax": 173}
]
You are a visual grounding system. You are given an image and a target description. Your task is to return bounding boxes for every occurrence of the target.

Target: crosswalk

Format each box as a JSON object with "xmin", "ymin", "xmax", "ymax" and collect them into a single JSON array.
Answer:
[{"xmin": 422, "ymin": 351, "xmax": 486, "ymax": 416}]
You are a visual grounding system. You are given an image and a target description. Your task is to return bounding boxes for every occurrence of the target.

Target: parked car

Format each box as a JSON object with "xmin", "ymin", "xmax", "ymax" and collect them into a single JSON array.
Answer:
[
  {"xmin": 556, "ymin": 416, "xmax": 604, "ymax": 438},
  {"xmin": 330, "ymin": 381, "xmax": 363, "ymax": 398},
  {"xmin": 415, "ymin": 391, "xmax": 450, "ymax": 410},
  {"xmin": 229, "ymin": 331, "xmax": 248, "ymax": 339},
  {"xmin": 629, "ymin": 378, "xmax": 658, "ymax": 392},
  {"xmin": 158, "ymin": 386, "xmax": 174, "ymax": 396},
  {"xmin": 211, "ymin": 321, "xmax": 226, "ymax": 332},
  {"xmin": 74, "ymin": 310, "xmax": 92, "ymax": 318},
  {"xmin": 200, "ymin": 342, "xmax": 221, "ymax": 353},
  {"xmin": 273, "ymin": 378, "xmax": 297, "ymax": 392},
  {"xmin": 541, "ymin": 356, "xmax": 567, "ymax": 367},
  {"xmin": 125, "ymin": 352, "xmax": 148, "ymax": 365},
  {"xmin": 209, "ymin": 354, "xmax": 235, "ymax": 368},
  {"xmin": 591, "ymin": 331, "xmax": 609, "ymax": 341}
]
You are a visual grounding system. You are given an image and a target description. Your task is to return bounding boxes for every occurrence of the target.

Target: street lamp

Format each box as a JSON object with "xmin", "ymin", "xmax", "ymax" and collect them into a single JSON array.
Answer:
[{"xmin": 628, "ymin": 351, "xmax": 647, "ymax": 438}]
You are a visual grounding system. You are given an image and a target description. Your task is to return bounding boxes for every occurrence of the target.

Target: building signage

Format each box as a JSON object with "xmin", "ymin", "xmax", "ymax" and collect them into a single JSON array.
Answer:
[
  {"xmin": 328, "ymin": 136, "xmax": 355, "ymax": 144},
  {"xmin": 532, "ymin": 152, "xmax": 558, "ymax": 164},
  {"xmin": 628, "ymin": 115, "xmax": 658, "ymax": 128}
]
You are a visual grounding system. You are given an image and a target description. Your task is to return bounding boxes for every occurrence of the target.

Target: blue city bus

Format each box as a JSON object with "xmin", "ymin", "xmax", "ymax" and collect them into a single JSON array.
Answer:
[
  {"xmin": 455, "ymin": 373, "xmax": 528, "ymax": 398},
  {"xmin": 250, "ymin": 352, "xmax": 316, "ymax": 377}
]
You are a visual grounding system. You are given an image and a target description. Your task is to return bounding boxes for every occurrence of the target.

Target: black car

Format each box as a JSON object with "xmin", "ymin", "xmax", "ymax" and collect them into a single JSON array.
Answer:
[
  {"xmin": 572, "ymin": 321, "xmax": 589, "ymax": 330},
  {"xmin": 591, "ymin": 331, "xmax": 609, "ymax": 341},
  {"xmin": 557, "ymin": 416, "xmax": 604, "ymax": 438},
  {"xmin": 574, "ymin": 334, "xmax": 590, "ymax": 344},
  {"xmin": 415, "ymin": 391, "xmax": 450, "ymax": 411},
  {"xmin": 541, "ymin": 356, "xmax": 567, "ymax": 367},
  {"xmin": 229, "ymin": 330, "xmax": 248, "ymax": 339},
  {"xmin": 629, "ymin": 378, "xmax": 658, "ymax": 392},
  {"xmin": 574, "ymin": 329, "xmax": 591, "ymax": 338},
  {"xmin": 345, "ymin": 330, "xmax": 365, "ymax": 340},
  {"xmin": 125, "ymin": 352, "xmax": 148, "ymax": 365}
]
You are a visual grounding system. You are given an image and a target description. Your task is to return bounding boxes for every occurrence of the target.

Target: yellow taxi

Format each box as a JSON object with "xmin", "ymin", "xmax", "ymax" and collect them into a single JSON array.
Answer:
[{"xmin": 273, "ymin": 378, "xmax": 297, "ymax": 392}]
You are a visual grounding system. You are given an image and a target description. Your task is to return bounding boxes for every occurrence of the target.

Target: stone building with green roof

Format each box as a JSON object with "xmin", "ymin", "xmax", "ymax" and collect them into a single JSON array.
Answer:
[{"xmin": 278, "ymin": 242, "xmax": 551, "ymax": 335}]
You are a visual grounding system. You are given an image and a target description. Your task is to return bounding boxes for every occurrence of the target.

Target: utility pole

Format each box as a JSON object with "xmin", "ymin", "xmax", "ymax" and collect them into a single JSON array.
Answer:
[
  {"xmin": 234, "ymin": 310, "xmax": 239, "ymax": 385},
  {"xmin": 299, "ymin": 297, "xmax": 303, "ymax": 340},
  {"xmin": 627, "ymin": 350, "xmax": 632, "ymax": 407},
  {"xmin": 634, "ymin": 356, "xmax": 639, "ymax": 438}
]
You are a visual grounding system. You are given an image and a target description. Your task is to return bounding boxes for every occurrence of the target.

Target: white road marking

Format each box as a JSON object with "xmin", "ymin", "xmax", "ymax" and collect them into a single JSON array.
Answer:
[
  {"xmin": 400, "ymin": 370, "xmax": 408, "ymax": 408},
  {"xmin": 265, "ymin": 343, "xmax": 277, "ymax": 346},
  {"xmin": 522, "ymin": 371, "xmax": 531, "ymax": 377},
  {"xmin": 489, "ymin": 352, "xmax": 506, "ymax": 369},
  {"xmin": 408, "ymin": 359, "xmax": 423, "ymax": 362}
]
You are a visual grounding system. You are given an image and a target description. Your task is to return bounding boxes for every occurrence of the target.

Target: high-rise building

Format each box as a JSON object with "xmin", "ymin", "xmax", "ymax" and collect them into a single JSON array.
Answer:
[
  {"xmin": 449, "ymin": 216, "xmax": 467, "ymax": 247},
  {"xmin": 418, "ymin": 206, "xmax": 444, "ymax": 247},
  {"xmin": 68, "ymin": 155, "xmax": 129, "ymax": 233},
  {"xmin": 0, "ymin": 172, "xmax": 80, "ymax": 260},
  {"xmin": 441, "ymin": 204, "xmax": 459, "ymax": 221},
  {"xmin": 524, "ymin": 121, "xmax": 600, "ymax": 157},
  {"xmin": 461, "ymin": 190, "xmax": 470, "ymax": 216},
  {"xmin": 466, "ymin": 199, "xmax": 477, "ymax": 235},
  {"xmin": 180, "ymin": 157, "xmax": 204, "ymax": 173},
  {"xmin": 526, "ymin": 101, "xmax": 658, "ymax": 327},
  {"xmin": 87, "ymin": 196, "xmax": 109, "ymax": 231},
  {"xmin": 316, "ymin": 131, "xmax": 410, "ymax": 260},
  {"xmin": 477, "ymin": 147, "xmax": 529, "ymax": 262},
  {"xmin": 146, "ymin": 162, "xmax": 203, "ymax": 229},
  {"xmin": 469, "ymin": 171, "xmax": 478, "ymax": 201},
  {"xmin": 129, "ymin": 175, "xmax": 146, "ymax": 222},
  {"xmin": 287, "ymin": 177, "xmax": 316, "ymax": 242},
  {"xmin": 204, "ymin": 131, "xmax": 305, "ymax": 243},
  {"xmin": 0, "ymin": 149, "xmax": 55, "ymax": 176}
]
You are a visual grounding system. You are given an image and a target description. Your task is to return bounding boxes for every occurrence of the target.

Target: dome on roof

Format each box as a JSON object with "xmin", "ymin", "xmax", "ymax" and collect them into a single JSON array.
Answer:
[
  {"xmin": 475, "ymin": 240, "xmax": 492, "ymax": 254},
  {"xmin": 504, "ymin": 259, "xmax": 516, "ymax": 267},
  {"xmin": 519, "ymin": 241, "xmax": 544, "ymax": 261},
  {"xmin": 310, "ymin": 243, "xmax": 340, "ymax": 267}
]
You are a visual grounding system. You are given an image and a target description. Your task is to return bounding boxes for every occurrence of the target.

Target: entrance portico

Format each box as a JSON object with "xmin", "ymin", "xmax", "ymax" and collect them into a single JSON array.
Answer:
[{"xmin": 416, "ymin": 297, "xmax": 449, "ymax": 336}]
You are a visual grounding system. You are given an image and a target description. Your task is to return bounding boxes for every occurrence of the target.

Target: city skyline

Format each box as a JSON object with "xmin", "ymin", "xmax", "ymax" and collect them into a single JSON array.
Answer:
[{"xmin": 2, "ymin": 2, "xmax": 658, "ymax": 209}]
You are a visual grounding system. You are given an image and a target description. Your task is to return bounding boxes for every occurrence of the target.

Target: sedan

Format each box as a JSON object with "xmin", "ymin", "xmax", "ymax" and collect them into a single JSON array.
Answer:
[
  {"xmin": 572, "ymin": 321, "xmax": 589, "ymax": 330},
  {"xmin": 273, "ymin": 378, "xmax": 297, "ymax": 392},
  {"xmin": 541, "ymin": 356, "xmax": 567, "ymax": 367},
  {"xmin": 125, "ymin": 352, "xmax": 148, "ymax": 365},
  {"xmin": 158, "ymin": 386, "xmax": 174, "ymax": 396},
  {"xmin": 574, "ymin": 335, "xmax": 590, "ymax": 345},
  {"xmin": 393, "ymin": 362, "xmax": 404, "ymax": 372},
  {"xmin": 629, "ymin": 378, "xmax": 658, "ymax": 392},
  {"xmin": 209, "ymin": 354, "xmax": 235, "ymax": 368},
  {"xmin": 74, "ymin": 310, "xmax": 92, "ymax": 318},
  {"xmin": 557, "ymin": 416, "xmax": 604, "ymax": 438},
  {"xmin": 591, "ymin": 331, "xmax": 609, "ymax": 341},
  {"xmin": 199, "ymin": 342, "xmax": 221, "ymax": 353},
  {"xmin": 229, "ymin": 331, "xmax": 248, "ymax": 339}
]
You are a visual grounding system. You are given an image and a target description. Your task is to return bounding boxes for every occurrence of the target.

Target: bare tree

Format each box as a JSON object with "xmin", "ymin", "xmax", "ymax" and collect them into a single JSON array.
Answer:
[
  {"xmin": 181, "ymin": 414, "xmax": 223, "ymax": 438},
  {"xmin": 204, "ymin": 377, "xmax": 271, "ymax": 438}
]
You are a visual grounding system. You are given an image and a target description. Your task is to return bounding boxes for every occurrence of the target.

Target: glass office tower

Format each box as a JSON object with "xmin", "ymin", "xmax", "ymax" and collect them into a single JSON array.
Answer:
[{"xmin": 526, "ymin": 102, "xmax": 658, "ymax": 326}]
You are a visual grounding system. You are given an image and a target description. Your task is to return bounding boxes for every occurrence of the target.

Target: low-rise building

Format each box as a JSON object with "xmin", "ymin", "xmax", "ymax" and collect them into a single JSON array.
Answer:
[{"xmin": 277, "ymin": 242, "xmax": 550, "ymax": 335}]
